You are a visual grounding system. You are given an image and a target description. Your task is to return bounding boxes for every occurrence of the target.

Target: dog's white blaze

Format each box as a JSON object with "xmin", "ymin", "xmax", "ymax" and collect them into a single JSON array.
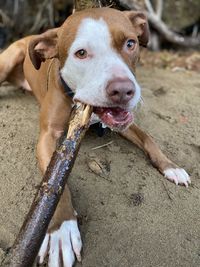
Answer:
[{"xmin": 61, "ymin": 18, "xmax": 141, "ymax": 109}]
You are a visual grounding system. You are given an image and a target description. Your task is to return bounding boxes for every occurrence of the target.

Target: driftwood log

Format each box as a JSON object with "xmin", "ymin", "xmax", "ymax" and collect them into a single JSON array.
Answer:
[{"xmin": 1, "ymin": 103, "xmax": 93, "ymax": 267}]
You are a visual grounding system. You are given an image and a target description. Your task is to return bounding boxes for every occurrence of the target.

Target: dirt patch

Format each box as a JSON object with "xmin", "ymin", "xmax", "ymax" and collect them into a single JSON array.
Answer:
[{"xmin": 0, "ymin": 66, "xmax": 200, "ymax": 267}]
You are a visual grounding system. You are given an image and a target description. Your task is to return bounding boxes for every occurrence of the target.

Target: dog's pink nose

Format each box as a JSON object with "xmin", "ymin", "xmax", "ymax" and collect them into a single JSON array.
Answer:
[{"xmin": 106, "ymin": 78, "xmax": 135, "ymax": 104}]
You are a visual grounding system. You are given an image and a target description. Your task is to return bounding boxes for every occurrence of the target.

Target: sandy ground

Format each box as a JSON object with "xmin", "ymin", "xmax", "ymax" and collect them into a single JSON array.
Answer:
[{"xmin": 0, "ymin": 65, "xmax": 200, "ymax": 267}]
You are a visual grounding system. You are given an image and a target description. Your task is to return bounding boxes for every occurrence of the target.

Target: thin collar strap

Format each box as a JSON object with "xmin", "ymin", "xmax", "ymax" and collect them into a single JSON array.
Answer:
[{"xmin": 60, "ymin": 74, "xmax": 74, "ymax": 98}]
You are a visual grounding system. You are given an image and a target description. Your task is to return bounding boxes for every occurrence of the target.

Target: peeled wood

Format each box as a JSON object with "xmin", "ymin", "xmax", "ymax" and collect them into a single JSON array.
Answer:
[{"xmin": 1, "ymin": 103, "xmax": 93, "ymax": 267}]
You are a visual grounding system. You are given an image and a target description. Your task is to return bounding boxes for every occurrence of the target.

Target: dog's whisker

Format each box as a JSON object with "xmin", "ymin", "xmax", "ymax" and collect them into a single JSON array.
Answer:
[
  {"xmin": 140, "ymin": 96, "xmax": 144, "ymax": 103},
  {"xmin": 139, "ymin": 96, "xmax": 145, "ymax": 107}
]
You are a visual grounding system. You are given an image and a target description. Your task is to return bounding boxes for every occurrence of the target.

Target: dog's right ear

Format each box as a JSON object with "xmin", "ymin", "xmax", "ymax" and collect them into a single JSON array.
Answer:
[
  {"xmin": 124, "ymin": 11, "xmax": 149, "ymax": 47},
  {"xmin": 29, "ymin": 28, "xmax": 58, "ymax": 70}
]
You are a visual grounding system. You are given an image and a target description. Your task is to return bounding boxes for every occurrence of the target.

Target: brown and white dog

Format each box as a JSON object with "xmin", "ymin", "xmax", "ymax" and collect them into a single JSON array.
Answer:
[{"xmin": 0, "ymin": 7, "xmax": 190, "ymax": 267}]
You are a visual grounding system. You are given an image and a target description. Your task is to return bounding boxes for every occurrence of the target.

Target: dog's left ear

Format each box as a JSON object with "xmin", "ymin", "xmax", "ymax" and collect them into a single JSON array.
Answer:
[
  {"xmin": 124, "ymin": 11, "xmax": 149, "ymax": 47},
  {"xmin": 29, "ymin": 28, "xmax": 58, "ymax": 70}
]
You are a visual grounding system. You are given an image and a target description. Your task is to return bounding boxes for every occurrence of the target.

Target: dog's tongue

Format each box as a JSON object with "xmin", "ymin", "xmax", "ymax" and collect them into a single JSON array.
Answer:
[{"xmin": 94, "ymin": 107, "xmax": 133, "ymax": 130}]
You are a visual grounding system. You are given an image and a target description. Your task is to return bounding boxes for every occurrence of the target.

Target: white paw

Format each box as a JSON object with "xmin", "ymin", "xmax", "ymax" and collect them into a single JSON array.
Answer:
[
  {"xmin": 37, "ymin": 220, "xmax": 82, "ymax": 267},
  {"xmin": 164, "ymin": 168, "xmax": 191, "ymax": 187}
]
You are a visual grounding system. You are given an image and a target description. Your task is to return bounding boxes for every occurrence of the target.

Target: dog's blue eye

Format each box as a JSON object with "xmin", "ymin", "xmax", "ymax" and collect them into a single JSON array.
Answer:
[
  {"xmin": 75, "ymin": 49, "xmax": 87, "ymax": 59},
  {"xmin": 126, "ymin": 39, "xmax": 136, "ymax": 50}
]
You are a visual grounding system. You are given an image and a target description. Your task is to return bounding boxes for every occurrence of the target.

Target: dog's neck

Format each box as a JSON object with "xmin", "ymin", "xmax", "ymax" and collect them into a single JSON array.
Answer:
[{"xmin": 59, "ymin": 74, "xmax": 74, "ymax": 98}]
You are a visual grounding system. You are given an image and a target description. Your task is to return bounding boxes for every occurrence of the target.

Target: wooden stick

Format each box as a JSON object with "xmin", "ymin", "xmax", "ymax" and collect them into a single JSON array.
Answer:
[{"xmin": 1, "ymin": 103, "xmax": 93, "ymax": 267}]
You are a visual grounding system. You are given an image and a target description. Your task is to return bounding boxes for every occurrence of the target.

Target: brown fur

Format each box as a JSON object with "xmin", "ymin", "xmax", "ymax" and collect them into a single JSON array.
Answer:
[{"xmin": 0, "ymin": 7, "xmax": 184, "ymax": 241}]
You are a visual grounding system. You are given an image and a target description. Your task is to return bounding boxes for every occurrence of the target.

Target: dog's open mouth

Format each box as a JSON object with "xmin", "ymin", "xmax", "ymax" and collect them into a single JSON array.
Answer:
[{"xmin": 93, "ymin": 107, "xmax": 133, "ymax": 131}]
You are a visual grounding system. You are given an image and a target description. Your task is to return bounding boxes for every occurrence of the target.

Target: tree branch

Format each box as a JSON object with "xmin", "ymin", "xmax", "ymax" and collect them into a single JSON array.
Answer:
[
  {"xmin": 0, "ymin": 9, "xmax": 13, "ymax": 27},
  {"xmin": 155, "ymin": 0, "xmax": 163, "ymax": 19},
  {"xmin": 147, "ymin": 12, "xmax": 200, "ymax": 47},
  {"xmin": 144, "ymin": 0, "xmax": 154, "ymax": 14},
  {"xmin": 29, "ymin": 0, "xmax": 50, "ymax": 33}
]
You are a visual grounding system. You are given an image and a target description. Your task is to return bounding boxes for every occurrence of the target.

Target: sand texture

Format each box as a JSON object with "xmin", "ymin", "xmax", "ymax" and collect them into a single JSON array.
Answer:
[{"xmin": 0, "ymin": 66, "xmax": 200, "ymax": 267}]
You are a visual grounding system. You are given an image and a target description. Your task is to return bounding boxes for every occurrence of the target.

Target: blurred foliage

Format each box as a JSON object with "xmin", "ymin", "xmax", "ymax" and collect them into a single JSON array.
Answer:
[
  {"xmin": 0, "ymin": 0, "xmax": 73, "ymax": 46},
  {"xmin": 0, "ymin": 0, "xmax": 199, "ymax": 49},
  {"xmin": 163, "ymin": 0, "xmax": 200, "ymax": 30}
]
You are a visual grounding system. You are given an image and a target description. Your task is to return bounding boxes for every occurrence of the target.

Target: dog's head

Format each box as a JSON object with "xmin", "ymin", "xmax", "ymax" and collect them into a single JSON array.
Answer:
[{"xmin": 29, "ymin": 8, "xmax": 149, "ymax": 131}]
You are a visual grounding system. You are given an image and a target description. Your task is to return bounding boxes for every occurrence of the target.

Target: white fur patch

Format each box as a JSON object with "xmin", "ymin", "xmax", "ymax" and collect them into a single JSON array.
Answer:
[
  {"xmin": 61, "ymin": 18, "xmax": 141, "ymax": 109},
  {"xmin": 38, "ymin": 220, "xmax": 82, "ymax": 267},
  {"xmin": 164, "ymin": 168, "xmax": 191, "ymax": 187},
  {"xmin": 89, "ymin": 113, "xmax": 101, "ymax": 125}
]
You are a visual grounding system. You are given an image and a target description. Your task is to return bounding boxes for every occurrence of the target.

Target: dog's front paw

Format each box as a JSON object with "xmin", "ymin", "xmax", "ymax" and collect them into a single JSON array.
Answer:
[
  {"xmin": 164, "ymin": 168, "xmax": 191, "ymax": 187},
  {"xmin": 37, "ymin": 220, "xmax": 82, "ymax": 267}
]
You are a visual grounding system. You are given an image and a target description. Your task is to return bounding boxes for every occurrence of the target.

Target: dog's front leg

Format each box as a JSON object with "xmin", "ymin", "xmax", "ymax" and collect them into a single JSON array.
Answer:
[
  {"xmin": 36, "ymin": 97, "xmax": 82, "ymax": 267},
  {"xmin": 120, "ymin": 123, "xmax": 191, "ymax": 187}
]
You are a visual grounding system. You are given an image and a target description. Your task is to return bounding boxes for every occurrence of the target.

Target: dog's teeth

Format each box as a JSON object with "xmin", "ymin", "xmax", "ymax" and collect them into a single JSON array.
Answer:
[{"xmin": 101, "ymin": 123, "xmax": 107, "ymax": 128}]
